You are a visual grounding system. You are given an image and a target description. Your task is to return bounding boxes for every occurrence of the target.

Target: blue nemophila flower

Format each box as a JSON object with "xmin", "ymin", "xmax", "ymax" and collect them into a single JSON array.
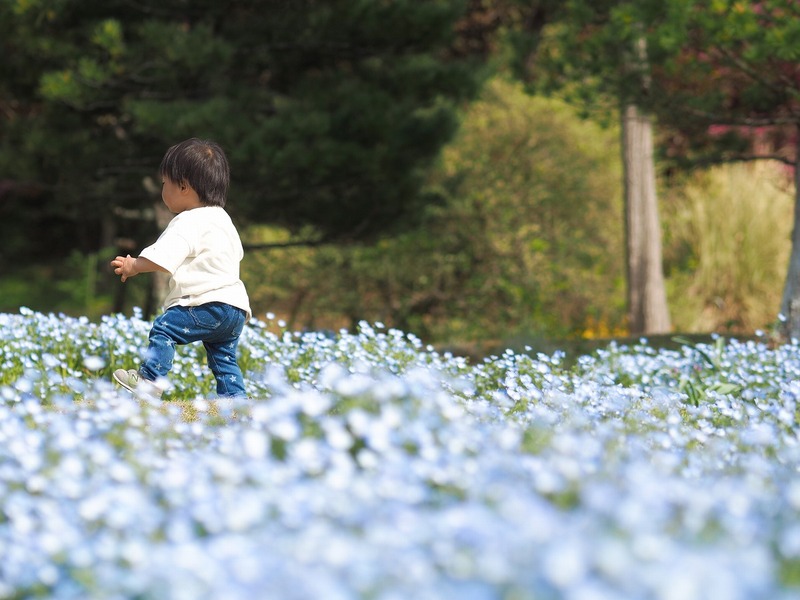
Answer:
[{"xmin": 1, "ymin": 310, "xmax": 800, "ymax": 598}]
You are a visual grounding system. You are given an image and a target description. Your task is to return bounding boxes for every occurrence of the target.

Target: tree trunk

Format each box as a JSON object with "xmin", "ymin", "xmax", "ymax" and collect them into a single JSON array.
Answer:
[
  {"xmin": 144, "ymin": 201, "xmax": 172, "ymax": 318},
  {"xmin": 621, "ymin": 102, "xmax": 671, "ymax": 335},
  {"xmin": 779, "ymin": 127, "xmax": 800, "ymax": 339}
]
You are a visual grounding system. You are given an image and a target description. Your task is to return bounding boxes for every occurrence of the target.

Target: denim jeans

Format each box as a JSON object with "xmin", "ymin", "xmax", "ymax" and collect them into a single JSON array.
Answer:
[{"xmin": 140, "ymin": 302, "xmax": 247, "ymax": 397}]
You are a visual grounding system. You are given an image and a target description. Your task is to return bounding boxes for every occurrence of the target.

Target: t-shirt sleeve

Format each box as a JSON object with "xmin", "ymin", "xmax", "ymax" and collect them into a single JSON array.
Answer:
[{"xmin": 139, "ymin": 226, "xmax": 192, "ymax": 275}]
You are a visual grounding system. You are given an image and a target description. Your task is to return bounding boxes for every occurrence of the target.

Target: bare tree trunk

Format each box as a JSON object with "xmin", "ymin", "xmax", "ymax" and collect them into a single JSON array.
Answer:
[
  {"xmin": 622, "ymin": 102, "xmax": 671, "ymax": 335},
  {"xmin": 779, "ymin": 127, "xmax": 800, "ymax": 339},
  {"xmin": 144, "ymin": 201, "xmax": 172, "ymax": 317}
]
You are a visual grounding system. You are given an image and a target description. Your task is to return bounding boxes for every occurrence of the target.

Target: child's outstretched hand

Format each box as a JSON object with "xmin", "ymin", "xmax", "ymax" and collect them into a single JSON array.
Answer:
[{"xmin": 111, "ymin": 254, "xmax": 137, "ymax": 282}]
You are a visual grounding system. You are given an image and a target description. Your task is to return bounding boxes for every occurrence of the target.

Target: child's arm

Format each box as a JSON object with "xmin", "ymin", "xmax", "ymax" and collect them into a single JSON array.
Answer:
[{"xmin": 110, "ymin": 254, "xmax": 168, "ymax": 283}]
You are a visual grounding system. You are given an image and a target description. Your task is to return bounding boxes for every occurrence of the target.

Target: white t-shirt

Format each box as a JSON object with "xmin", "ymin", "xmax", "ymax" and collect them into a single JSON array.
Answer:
[{"xmin": 139, "ymin": 206, "xmax": 251, "ymax": 319}]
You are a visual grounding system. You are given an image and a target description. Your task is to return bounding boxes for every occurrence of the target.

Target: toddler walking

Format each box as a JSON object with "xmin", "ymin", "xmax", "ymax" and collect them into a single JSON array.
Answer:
[{"xmin": 111, "ymin": 138, "xmax": 251, "ymax": 398}]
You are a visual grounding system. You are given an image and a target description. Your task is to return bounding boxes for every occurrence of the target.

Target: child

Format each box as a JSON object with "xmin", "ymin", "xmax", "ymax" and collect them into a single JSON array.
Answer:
[{"xmin": 110, "ymin": 138, "xmax": 251, "ymax": 398}]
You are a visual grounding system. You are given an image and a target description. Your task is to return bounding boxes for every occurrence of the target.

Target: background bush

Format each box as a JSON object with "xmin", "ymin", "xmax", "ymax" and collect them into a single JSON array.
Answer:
[{"xmin": 243, "ymin": 78, "xmax": 626, "ymax": 347}]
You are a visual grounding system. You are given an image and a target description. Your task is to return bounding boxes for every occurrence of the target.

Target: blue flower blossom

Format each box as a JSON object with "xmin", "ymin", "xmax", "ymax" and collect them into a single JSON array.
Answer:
[{"xmin": 0, "ymin": 310, "xmax": 798, "ymax": 598}]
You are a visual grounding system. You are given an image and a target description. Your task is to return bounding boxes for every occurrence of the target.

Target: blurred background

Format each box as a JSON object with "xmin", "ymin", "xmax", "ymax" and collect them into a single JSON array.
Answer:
[{"xmin": 1, "ymin": 0, "xmax": 797, "ymax": 356}]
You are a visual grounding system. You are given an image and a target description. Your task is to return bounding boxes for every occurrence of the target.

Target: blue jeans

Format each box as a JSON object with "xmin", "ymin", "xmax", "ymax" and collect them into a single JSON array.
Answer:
[{"xmin": 140, "ymin": 303, "xmax": 247, "ymax": 397}]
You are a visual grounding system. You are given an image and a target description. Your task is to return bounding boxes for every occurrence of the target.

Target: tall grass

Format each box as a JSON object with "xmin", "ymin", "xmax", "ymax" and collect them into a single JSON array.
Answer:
[{"xmin": 663, "ymin": 162, "xmax": 794, "ymax": 333}]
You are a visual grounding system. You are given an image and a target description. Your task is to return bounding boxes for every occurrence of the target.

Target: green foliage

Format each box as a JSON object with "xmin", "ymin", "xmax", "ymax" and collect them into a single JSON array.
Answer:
[
  {"xmin": 529, "ymin": 1, "xmax": 800, "ymax": 160},
  {"xmin": 242, "ymin": 78, "xmax": 626, "ymax": 345},
  {"xmin": 671, "ymin": 336, "xmax": 743, "ymax": 406},
  {"xmin": 0, "ymin": 0, "xmax": 484, "ymax": 259},
  {"xmin": 522, "ymin": 0, "xmax": 671, "ymax": 112},
  {"xmin": 0, "ymin": 247, "xmax": 150, "ymax": 320},
  {"xmin": 508, "ymin": 0, "xmax": 800, "ymax": 339},
  {"xmin": 5, "ymin": 0, "xmax": 797, "ymax": 345}
]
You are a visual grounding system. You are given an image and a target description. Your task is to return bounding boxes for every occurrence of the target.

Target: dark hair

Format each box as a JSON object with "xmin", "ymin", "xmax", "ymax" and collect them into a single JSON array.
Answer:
[{"xmin": 159, "ymin": 138, "xmax": 230, "ymax": 207}]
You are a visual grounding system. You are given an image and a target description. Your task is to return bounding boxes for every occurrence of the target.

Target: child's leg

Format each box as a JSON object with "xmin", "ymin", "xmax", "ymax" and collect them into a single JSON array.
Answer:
[
  {"xmin": 140, "ymin": 303, "xmax": 247, "ymax": 396},
  {"xmin": 140, "ymin": 308, "xmax": 195, "ymax": 381},
  {"xmin": 204, "ymin": 337, "xmax": 246, "ymax": 397},
  {"xmin": 198, "ymin": 303, "xmax": 247, "ymax": 397}
]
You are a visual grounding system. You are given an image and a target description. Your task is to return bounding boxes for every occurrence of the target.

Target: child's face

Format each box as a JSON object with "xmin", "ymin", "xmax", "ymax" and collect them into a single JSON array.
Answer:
[{"xmin": 161, "ymin": 177, "xmax": 200, "ymax": 213}]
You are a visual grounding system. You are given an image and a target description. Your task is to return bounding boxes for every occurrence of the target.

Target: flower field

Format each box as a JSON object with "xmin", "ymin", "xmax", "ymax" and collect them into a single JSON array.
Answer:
[{"xmin": 1, "ymin": 308, "xmax": 800, "ymax": 599}]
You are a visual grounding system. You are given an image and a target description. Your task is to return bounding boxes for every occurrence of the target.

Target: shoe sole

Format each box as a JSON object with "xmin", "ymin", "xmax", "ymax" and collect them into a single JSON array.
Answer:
[{"xmin": 112, "ymin": 372, "xmax": 137, "ymax": 394}]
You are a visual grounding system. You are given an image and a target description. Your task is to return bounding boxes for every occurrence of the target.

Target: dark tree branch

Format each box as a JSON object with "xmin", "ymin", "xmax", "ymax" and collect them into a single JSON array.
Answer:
[
  {"xmin": 668, "ymin": 104, "xmax": 799, "ymax": 127},
  {"xmin": 243, "ymin": 238, "xmax": 328, "ymax": 251},
  {"xmin": 714, "ymin": 44, "xmax": 790, "ymax": 99}
]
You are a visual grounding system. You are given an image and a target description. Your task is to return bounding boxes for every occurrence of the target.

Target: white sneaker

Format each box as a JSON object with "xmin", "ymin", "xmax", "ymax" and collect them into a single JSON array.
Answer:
[{"xmin": 113, "ymin": 368, "xmax": 163, "ymax": 399}]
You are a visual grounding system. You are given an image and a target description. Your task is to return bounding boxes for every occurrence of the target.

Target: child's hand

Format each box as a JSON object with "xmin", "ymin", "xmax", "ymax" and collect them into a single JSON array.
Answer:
[{"xmin": 110, "ymin": 255, "xmax": 137, "ymax": 282}]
